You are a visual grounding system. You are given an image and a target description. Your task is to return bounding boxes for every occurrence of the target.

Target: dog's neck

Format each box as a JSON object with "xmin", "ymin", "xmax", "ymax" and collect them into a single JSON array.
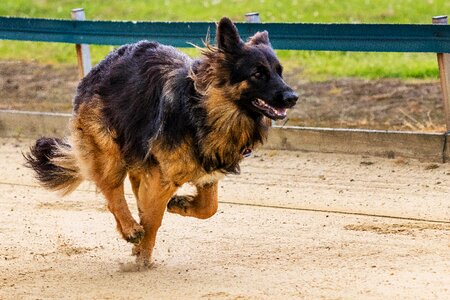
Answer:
[
  {"xmin": 189, "ymin": 55, "xmax": 269, "ymax": 174},
  {"xmin": 196, "ymin": 88, "xmax": 269, "ymax": 174}
]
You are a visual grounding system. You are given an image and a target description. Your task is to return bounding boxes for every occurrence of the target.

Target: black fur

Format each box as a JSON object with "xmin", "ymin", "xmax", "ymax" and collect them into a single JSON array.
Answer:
[
  {"xmin": 23, "ymin": 137, "xmax": 79, "ymax": 192},
  {"xmin": 216, "ymin": 17, "xmax": 243, "ymax": 53},
  {"xmin": 74, "ymin": 41, "xmax": 201, "ymax": 163}
]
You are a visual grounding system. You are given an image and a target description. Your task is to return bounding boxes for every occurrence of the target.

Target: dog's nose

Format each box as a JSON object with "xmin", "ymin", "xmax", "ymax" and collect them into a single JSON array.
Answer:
[{"xmin": 283, "ymin": 91, "xmax": 298, "ymax": 106}]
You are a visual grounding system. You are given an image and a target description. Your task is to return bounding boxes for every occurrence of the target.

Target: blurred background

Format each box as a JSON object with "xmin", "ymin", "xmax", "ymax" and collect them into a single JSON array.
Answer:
[{"xmin": 1, "ymin": 0, "xmax": 449, "ymax": 131}]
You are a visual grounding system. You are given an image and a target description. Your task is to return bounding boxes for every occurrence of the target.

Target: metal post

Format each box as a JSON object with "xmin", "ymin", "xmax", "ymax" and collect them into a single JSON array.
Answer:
[
  {"xmin": 245, "ymin": 12, "xmax": 261, "ymax": 23},
  {"xmin": 433, "ymin": 16, "xmax": 450, "ymax": 131},
  {"xmin": 71, "ymin": 8, "xmax": 92, "ymax": 78}
]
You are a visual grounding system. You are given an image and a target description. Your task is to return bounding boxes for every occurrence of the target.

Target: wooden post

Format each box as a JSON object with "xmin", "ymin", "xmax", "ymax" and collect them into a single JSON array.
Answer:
[
  {"xmin": 433, "ymin": 16, "xmax": 450, "ymax": 132},
  {"xmin": 71, "ymin": 8, "xmax": 92, "ymax": 79}
]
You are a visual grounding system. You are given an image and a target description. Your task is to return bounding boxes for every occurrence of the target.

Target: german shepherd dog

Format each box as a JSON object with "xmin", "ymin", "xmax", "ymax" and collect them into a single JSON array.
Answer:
[{"xmin": 25, "ymin": 17, "xmax": 298, "ymax": 266}]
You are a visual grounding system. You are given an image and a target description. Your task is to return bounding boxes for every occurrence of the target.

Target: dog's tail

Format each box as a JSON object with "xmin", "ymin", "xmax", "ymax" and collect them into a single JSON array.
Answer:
[{"xmin": 24, "ymin": 137, "xmax": 84, "ymax": 196}]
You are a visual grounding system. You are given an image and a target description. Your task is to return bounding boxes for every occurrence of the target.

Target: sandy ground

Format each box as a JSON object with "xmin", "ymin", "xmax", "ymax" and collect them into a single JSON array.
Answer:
[{"xmin": 0, "ymin": 137, "xmax": 449, "ymax": 299}]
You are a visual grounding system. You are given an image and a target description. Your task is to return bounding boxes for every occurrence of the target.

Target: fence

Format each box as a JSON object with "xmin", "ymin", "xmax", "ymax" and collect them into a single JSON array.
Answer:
[{"xmin": 0, "ymin": 12, "xmax": 450, "ymax": 161}]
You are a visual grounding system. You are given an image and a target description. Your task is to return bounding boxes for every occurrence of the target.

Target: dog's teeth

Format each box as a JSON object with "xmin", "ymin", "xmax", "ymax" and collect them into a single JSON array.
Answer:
[
  {"xmin": 271, "ymin": 107, "xmax": 287, "ymax": 117},
  {"xmin": 276, "ymin": 108, "xmax": 287, "ymax": 116},
  {"xmin": 254, "ymin": 99, "xmax": 287, "ymax": 118}
]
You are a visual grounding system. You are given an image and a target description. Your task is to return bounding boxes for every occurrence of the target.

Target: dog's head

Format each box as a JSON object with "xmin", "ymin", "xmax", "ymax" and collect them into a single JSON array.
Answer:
[{"xmin": 215, "ymin": 17, "xmax": 298, "ymax": 120}]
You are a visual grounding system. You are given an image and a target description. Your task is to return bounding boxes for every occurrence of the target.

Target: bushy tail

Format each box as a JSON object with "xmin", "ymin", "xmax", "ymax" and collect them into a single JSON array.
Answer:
[{"xmin": 24, "ymin": 137, "xmax": 84, "ymax": 196}]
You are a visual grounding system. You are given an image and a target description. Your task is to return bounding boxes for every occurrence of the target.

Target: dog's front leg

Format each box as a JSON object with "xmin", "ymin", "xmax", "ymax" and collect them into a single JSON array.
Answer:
[
  {"xmin": 167, "ymin": 181, "xmax": 218, "ymax": 219},
  {"xmin": 134, "ymin": 167, "xmax": 177, "ymax": 267}
]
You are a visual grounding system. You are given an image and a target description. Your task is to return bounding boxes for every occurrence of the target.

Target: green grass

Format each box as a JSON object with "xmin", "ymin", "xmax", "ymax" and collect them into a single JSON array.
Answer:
[{"xmin": 1, "ymin": 0, "xmax": 449, "ymax": 79}]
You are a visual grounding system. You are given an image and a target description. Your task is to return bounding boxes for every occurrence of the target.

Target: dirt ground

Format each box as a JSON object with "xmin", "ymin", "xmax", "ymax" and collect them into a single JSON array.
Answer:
[
  {"xmin": 0, "ymin": 138, "xmax": 449, "ymax": 299},
  {"xmin": 0, "ymin": 60, "xmax": 446, "ymax": 132}
]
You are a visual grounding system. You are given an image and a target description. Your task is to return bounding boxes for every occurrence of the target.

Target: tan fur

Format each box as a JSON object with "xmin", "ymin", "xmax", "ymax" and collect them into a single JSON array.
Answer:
[
  {"xmin": 71, "ymin": 99, "xmax": 126, "ymax": 187},
  {"xmin": 194, "ymin": 171, "xmax": 225, "ymax": 186},
  {"xmin": 50, "ymin": 143, "xmax": 84, "ymax": 196},
  {"xmin": 71, "ymin": 99, "xmax": 144, "ymax": 243},
  {"xmin": 167, "ymin": 182, "xmax": 218, "ymax": 219},
  {"xmin": 151, "ymin": 139, "xmax": 201, "ymax": 186},
  {"xmin": 130, "ymin": 167, "xmax": 178, "ymax": 265},
  {"xmin": 202, "ymin": 84, "xmax": 268, "ymax": 163}
]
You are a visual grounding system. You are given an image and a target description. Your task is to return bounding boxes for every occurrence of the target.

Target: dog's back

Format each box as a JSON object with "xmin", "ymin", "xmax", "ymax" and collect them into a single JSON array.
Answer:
[{"xmin": 74, "ymin": 41, "xmax": 195, "ymax": 161}]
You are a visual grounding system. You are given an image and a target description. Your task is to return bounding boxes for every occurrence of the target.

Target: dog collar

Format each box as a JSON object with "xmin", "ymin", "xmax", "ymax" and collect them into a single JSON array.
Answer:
[{"xmin": 242, "ymin": 148, "xmax": 253, "ymax": 158}]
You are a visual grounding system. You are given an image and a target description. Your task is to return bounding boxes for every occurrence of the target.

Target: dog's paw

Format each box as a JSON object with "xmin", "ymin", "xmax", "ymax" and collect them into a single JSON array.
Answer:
[
  {"xmin": 131, "ymin": 244, "xmax": 141, "ymax": 256},
  {"xmin": 123, "ymin": 224, "xmax": 145, "ymax": 244},
  {"xmin": 135, "ymin": 249, "xmax": 154, "ymax": 269},
  {"xmin": 167, "ymin": 195, "xmax": 194, "ymax": 214},
  {"xmin": 119, "ymin": 259, "xmax": 154, "ymax": 272}
]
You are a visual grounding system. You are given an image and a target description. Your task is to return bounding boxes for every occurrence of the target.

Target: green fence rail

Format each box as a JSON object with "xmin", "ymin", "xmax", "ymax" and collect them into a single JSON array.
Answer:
[{"xmin": 0, "ymin": 16, "xmax": 449, "ymax": 52}]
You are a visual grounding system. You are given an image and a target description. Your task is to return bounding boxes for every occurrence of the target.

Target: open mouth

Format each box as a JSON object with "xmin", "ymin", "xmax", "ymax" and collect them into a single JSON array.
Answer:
[{"xmin": 251, "ymin": 98, "xmax": 287, "ymax": 120}]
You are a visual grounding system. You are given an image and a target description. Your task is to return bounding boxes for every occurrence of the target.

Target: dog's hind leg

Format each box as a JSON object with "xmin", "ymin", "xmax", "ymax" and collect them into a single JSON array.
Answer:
[
  {"xmin": 100, "ymin": 182, "xmax": 145, "ymax": 244},
  {"xmin": 88, "ymin": 155, "xmax": 143, "ymax": 244},
  {"xmin": 134, "ymin": 167, "xmax": 177, "ymax": 266},
  {"xmin": 77, "ymin": 149, "xmax": 144, "ymax": 244},
  {"xmin": 78, "ymin": 145, "xmax": 144, "ymax": 244},
  {"xmin": 72, "ymin": 110, "xmax": 144, "ymax": 244},
  {"xmin": 128, "ymin": 170, "xmax": 146, "ymax": 256},
  {"xmin": 129, "ymin": 171, "xmax": 141, "ymax": 202},
  {"xmin": 167, "ymin": 182, "xmax": 218, "ymax": 219}
]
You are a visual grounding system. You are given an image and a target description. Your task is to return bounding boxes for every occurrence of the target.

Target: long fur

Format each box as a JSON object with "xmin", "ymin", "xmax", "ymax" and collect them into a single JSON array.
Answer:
[{"xmin": 24, "ymin": 137, "xmax": 83, "ymax": 195}]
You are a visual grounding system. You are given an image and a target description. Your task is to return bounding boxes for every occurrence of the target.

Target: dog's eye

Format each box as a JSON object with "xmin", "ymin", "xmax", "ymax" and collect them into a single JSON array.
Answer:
[{"xmin": 252, "ymin": 71, "xmax": 265, "ymax": 80}]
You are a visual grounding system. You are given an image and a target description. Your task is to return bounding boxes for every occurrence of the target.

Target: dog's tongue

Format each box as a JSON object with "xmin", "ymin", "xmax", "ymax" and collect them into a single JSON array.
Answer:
[
  {"xmin": 253, "ymin": 99, "xmax": 288, "ymax": 119},
  {"xmin": 274, "ymin": 107, "xmax": 287, "ymax": 117}
]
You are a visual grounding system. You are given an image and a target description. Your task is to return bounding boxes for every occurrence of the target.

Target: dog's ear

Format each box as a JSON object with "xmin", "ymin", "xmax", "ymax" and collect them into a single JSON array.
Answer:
[
  {"xmin": 247, "ymin": 31, "xmax": 271, "ymax": 46},
  {"xmin": 216, "ymin": 17, "xmax": 242, "ymax": 53}
]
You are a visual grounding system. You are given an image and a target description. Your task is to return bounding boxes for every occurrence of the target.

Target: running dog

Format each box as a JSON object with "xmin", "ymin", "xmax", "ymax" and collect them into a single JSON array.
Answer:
[{"xmin": 25, "ymin": 17, "xmax": 298, "ymax": 266}]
